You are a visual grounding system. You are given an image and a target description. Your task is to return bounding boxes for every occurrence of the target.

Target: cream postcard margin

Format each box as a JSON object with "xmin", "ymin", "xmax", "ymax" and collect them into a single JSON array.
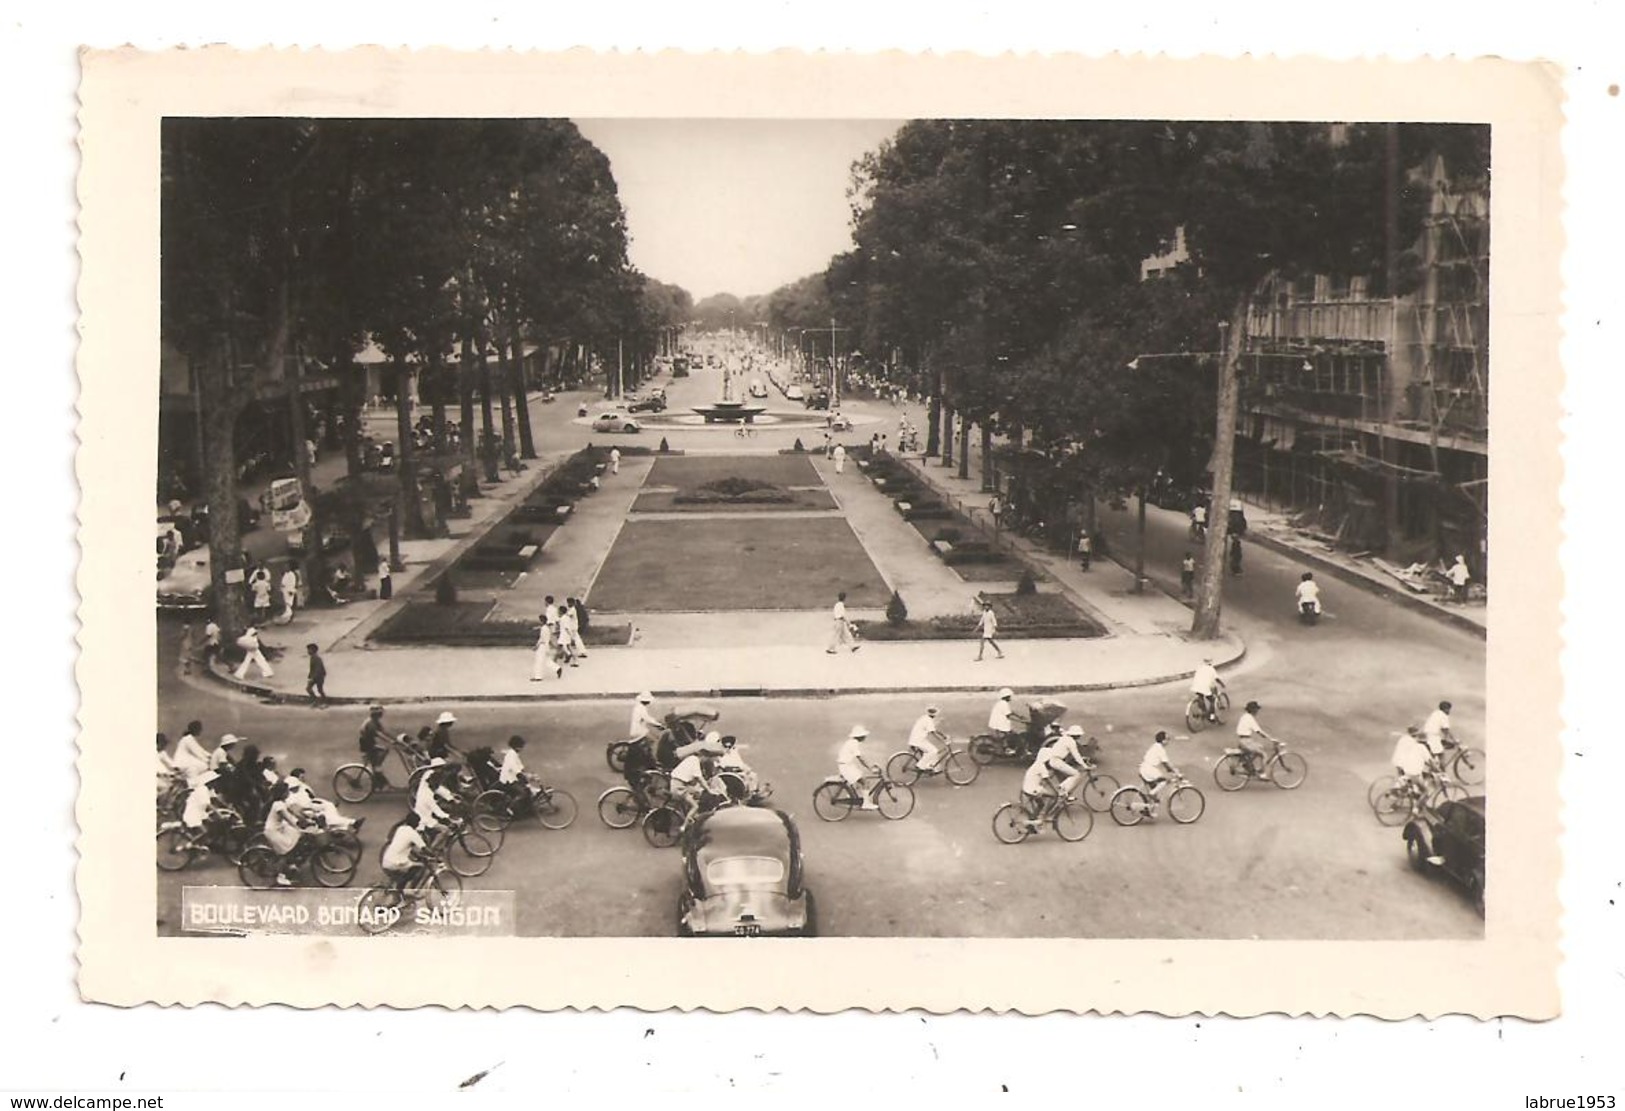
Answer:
[{"xmin": 76, "ymin": 49, "xmax": 1563, "ymax": 1016}]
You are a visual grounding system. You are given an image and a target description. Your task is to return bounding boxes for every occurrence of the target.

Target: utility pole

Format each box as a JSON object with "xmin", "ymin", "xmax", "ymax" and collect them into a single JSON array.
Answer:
[{"xmin": 1192, "ymin": 312, "xmax": 1245, "ymax": 639}]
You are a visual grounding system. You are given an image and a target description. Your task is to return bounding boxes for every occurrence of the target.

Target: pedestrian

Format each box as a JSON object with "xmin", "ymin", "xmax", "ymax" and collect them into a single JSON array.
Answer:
[
  {"xmin": 278, "ymin": 565, "xmax": 300, "ymax": 625},
  {"xmin": 1076, "ymin": 531, "xmax": 1092, "ymax": 571},
  {"xmin": 1180, "ymin": 552, "xmax": 1197, "ymax": 598},
  {"xmin": 833, "ymin": 443, "xmax": 847, "ymax": 475},
  {"xmin": 565, "ymin": 596, "xmax": 589, "ymax": 659},
  {"xmin": 305, "ymin": 643, "xmax": 328, "ymax": 705},
  {"xmin": 378, "ymin": 560, "xmax": 393, "ymax": 600},
  {"xmin": 572, "ymin": 595, "xmax": 591, "ymax": 638},
  {"xmin": 233, "ymin": 626, "xmax": 275, "ymax": 680},
  {"xmin": 989, "ymin": 495, "xmax": 1003, "ymax": 531},
  {"xmin": 610, "ymin": 447, "xmax": 621, "ymax": 476},
  {"xmin": 248, "ymin": 565, "xmax": 273, "ymax": 625},
  {"xmin": 202, "ymin": 618, "xmax": 222, "ymax": 671},
  {"xmin": 178, "ymin": 622, "xmax": 194, "ymax": 676},
  {"xmin": 305, "ymin": 438, "xmax": 318, "ymax": 468},
  {"xmin": 1447, "ymin": 554, "xmax": 1471, "ymax": 603},
  {"xmin": 530, "ymin": 614, "xmax": 554, "ymax": 682},
  {"xmin": 975, "ymin": 599, "xmax": 1006, "ymax": 661},
  {"xmin": 555, "ymin": 609, "xmax": 575, "ymax": 670},
  {"xmin": 826, "ymin": 591, "xmax": 859, "ymax": 654},
  {"xmin": 1228, "ymin": 533, "xmax": 1244, "ymax": 576}
]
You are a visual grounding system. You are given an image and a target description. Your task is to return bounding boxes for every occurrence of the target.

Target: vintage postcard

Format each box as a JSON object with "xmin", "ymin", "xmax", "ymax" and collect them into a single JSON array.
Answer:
[{"xmin": 77, "ymin": 48, "xmax": 1562, "ymax": 1015}]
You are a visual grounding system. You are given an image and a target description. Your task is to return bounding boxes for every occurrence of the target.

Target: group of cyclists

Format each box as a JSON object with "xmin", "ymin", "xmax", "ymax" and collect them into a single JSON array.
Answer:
[{"xmin": 618, "ymin": 692, "xmax": 768, "ymax": 834}]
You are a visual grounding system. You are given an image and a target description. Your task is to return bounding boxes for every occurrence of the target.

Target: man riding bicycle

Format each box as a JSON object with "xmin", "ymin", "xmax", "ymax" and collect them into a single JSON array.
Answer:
[
  {"xmin": 1137, "ymin": 730, "xmax": 1184, "ymax": 818},
  {"xmin": 669, "ymin": 752, "xmax": 728, "ymax": 828},
  {"xmin": 1189, "ymin": 657, "xmax": 1225, "ymax": 723},
  {"xmin": 629, "ymin": 691, "xmax": 662, "ymax": 746},
  {"xmin": 411, "ymin": 758, "xmax": 459, "ymax": 830},
  {"xmin": 716, "ymin": 735, "xmax": 761, "ymax": 800},
  {"xmin": 836, "ymin": 725, "xmax": 882, "ymax": 811},
  {"xmin": 497, "ymin": 735, "xmax": 544, "ymax": 810},
  {"xmin": 380, "ymin": 812, "xmax": 430, "ymax": 894},
  {"xmin": 988, "ymin": 688, "xmax": 1020, "ymax": 748},
  {"xmin": 907, "ymin": 706, "xmax": 949, "ymax": 775},
  {"xmin": 1019, "ymin": 742, "xmax": 1072, "ymax": 823},
  {"xmin": 1235, "ymin": 701, "xmax": 1275, "ymax": 775},
  {"xmin": 358, "ymin": 704, "xmax": 390, "ymax": 778},
  {"xmin": 621, "ymin": 733, "xmax": 662, "ymax": 802},
  {"xmin": 1040, "ymin": 724, "xmax": 1096, "ymax": 798}
]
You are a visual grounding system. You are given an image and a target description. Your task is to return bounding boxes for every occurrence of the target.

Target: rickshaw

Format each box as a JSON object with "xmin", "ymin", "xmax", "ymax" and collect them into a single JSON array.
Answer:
[
  {"xmin": 969, "ymin": 697, "xmax": 1072, "ymax": 765},
  {"xmin": 604, "ymin": 702, "xmax": 723, "ymax": 774}
]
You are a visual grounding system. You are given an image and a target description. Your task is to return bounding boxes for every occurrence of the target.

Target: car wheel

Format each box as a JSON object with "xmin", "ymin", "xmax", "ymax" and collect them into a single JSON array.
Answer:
[
  {"xmin": 1404, "ymin": 828, "xmax": 1432, "ymax": 873},
  {"xmin": 1468, "ymin": 869, "xmax": 1485, "ymax": 917},
  {"xmin": 800, "ymin": 890, "xmax": 818, "ymax": 938}
]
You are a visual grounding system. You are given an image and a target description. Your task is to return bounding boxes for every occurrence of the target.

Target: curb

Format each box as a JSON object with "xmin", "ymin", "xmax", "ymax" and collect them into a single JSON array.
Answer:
[{"xmin": 1242, "ymin": 531, "xmax": 1487, "ymax": 640}]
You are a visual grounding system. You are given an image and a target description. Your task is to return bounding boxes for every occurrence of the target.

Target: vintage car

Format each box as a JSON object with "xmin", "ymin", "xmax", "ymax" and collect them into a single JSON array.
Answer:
[
  {"xmin": 828, "ymin": 414, "xmax": 853, "ymax": 432},
  {"xmin": 784, "ymin": 385, "xmax": 805, "ymax": 401},
  {"xmin": 1403, "ymin": 795, "xmax": 1486, "ymax": 916},
  {"xmin": 627, "ymin": 394, "xmax": 667, "ymax": 413},
  {"xmin": 748, "ymin": 380, "xmax": 768, "ymax": 399},
  {"xmin": 156, "ymin": 525, "xmax": 212, "ymax": 613},
  {"xmin": 591, "ymin": 411, "xmax": 642, "ymax": 434},
  {"xmin": 677, "ymin": 806, "xmax": 815, "ymax": 938}
]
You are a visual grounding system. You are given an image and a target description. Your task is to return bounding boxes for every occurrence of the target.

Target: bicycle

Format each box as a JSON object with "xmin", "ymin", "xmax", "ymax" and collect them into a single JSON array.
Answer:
[
  {"xmin": 733, "ymin": 424, "xmax": 757, "ymax": 439},
  {"xmin": 1439, "ymin": 739, "xmax": 1486, "ymax": 786},
  {"xmin": 1213, "ymin": 739, "xmax": 1309, "ymax": 792},
  {"xmin": 1368, "ymin": 767, "xmax": 1468, "ymax": 827},
  {"xmin": 811, "ymin": 773, "xmax": 916, "ymax": 822},
  {"xmin": 332, "ymin": 734, "xmax": 434, "ymax": 803},
  {"xmin": 472, "ymin": 778, "xmax": 578, "ymax": 833},
  {"xmin": 156, "ymin": 775, "xmax": 189, "ymax": 829},
  {"xmin": 1069, "ymin": 761, "xmax": 1122, "ymax": 813},
  {"xmin": 597, "ymin": 771, "xmax": 673, "ymax": 829},
  {"xmin": 355, "ymin": 857, "xmax": 464, "ymax": 935},
  {"xmin": 238, "ymin": 828, "xmax": 361, "ymax": 889},
  {"xmin": 991, "ymin": 791, "xmax": 1095, "ymax": 844},
  {"xmin": 155, "ymin": 812, "xmax": 253, "ymax": 872},
  {"xmin": 640, "ymin": 787, "xmax": 729, "ymax": 849},
  {"xmin": 1109, "ymin": 773, "xmax": 1207, "ymax": 826},
  {"xmin": 425, "ymin": 818, "xmax": 499, "ymax": 878},
  {"xmin": 885, "ymin": 738, "xmax": 979, "ymax": 787},
  {"xmin": 1183, "ymin": 689, "xmax": 1231, "ymax": 733}
]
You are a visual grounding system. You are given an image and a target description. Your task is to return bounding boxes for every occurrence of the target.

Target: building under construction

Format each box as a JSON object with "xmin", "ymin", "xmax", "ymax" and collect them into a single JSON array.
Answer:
[{"xmin": 1233, "ymin": 153, "xmax": 1489, "ymax": 591}]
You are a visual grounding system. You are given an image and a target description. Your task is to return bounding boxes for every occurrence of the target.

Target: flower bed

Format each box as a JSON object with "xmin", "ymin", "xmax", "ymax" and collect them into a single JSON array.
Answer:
[
  {"xmin": 372, "ymin": 600, "xmax": 632, "ymax": 646},
  {"xmin": 853, "ymin": 591, "xmax": 1104, "ymax": 641}
]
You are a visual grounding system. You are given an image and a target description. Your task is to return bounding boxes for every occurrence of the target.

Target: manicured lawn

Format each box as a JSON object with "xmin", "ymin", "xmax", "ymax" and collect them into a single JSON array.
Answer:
[
  {"xmin": 646, "ymin": 454, "xmax": 823, "ymax": 491},
  {"xmin": 589, "ymin": 517, "xmax": 890, "ymax": 612},
  {"xmin": 631, "ymin": 489, "xmax": 838, "ymax": 513}
]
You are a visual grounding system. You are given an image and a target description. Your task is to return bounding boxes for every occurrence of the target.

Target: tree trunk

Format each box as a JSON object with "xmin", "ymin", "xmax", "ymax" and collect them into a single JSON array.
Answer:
[
  {"xmin": 198, "ymin": 346, "xmax": 251, "ymax": 638},
  {"xmin": 980, "ymin": 424, "xmax": 994, "ymax": 491},
  {"xmin": 495, "ymin": 332, "xmax": 517, "ymax": 462},
  {"xmin": 957, "ymin": 417, "xmax": 971, "ymax": 480},
  {"xmin": 284, "ymin": 354, "xmax": 328, "ymax": 603},
  {"xmin": 940, "ymin": 403, "xmax": 955, "ymax": 468},
  {"xmin": 340, "ymin": 354, "xmax": 365, "ymax": 479},
  {"xmin": 476, "ymin": 342, "xmax": 497, "ymax": 461},
  {"xmin": 1192, "ymin": 305, "xmax": 1247, "ymax": 639},
  {"xmin": 1134, "ymin": 487, "xmax": 1148, "ymax": 594},
  {"xmin": 511, "ymin": 331, "xmax": 537, "ymax": 458},
  {"xmin": 458, "ymin": 334, "xmax": 480, "ymax": 502},
  {"xmin": 925, "ymin": 353, "xmax": 942, "ymax": 457},
  {"xmin": 393, "ymin": 358, "xmax": 429, "ymax": 538}
]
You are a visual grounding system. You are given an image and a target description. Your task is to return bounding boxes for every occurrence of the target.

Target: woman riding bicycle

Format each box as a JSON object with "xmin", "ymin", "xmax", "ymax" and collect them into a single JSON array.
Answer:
[
  {"xmin": 262, "ymin": 779, "xmax": 317, "ymax": 887},
  {"xmin": 836, "ymin": 725, "xmax": 882, "ymax": 812},
  {"xmin": 1136, "ymin": 730, "xmax": 1185, "ymax": 819}
]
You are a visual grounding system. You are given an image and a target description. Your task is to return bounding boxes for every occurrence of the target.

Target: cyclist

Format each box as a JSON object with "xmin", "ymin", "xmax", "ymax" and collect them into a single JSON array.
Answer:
[
  {"xmin": 1019, "ymin": 741, "xmax": 1071, "ymax": 824},
  {"xmin": 1389, "ymin": 725, "xmax": 1436, "ymax": 796},
  {"xmin": 180, "ymin": 769, "xmax": 223, "ymax": 836},
  {"xmin": 906, "ymin": 706, "xmax": 949, "ymax": 775},
  {"xmin": 716, "ymin": 734, "xmax": 760, "ymax": 800},
  {"xmin": 836, "ymin": 725, "xmax": 882, "ymax": 811},
  {"xmin": 1295, "ymin": 572, "xmax": 1322, "ymax": 617},
  {"xmin": 987, "ymin": 688, "xmax": 1021, "ymax": 750},
  {"xmin": 380, "ymin": 812, "xmax": 430, "ymax": 894},
  {"xmin": 1235, "ymin": 701, "xmax": 1275, "ymax": 776},
  {"xmin": 1190, "ymin": 501, "xmax": 1208, "ymax": 537},
  {"xmin": 1189, "ymin": 657, "xmax": 1225, "ymax": 723},
  {"xmin": 358, "ymin": 704, "xmax": 390, "ymax": 779},
  {"xmin": 621, "ymin": 732, "xmax": 661, "ymax": 802},
  {"xmin": 1041, "ymin": 724, "xmax": 1096, "ymax": 798},
  {"xmin": 411, "ymin": 758, "xmax": 457, "ymax": 830},
  {"xmin": 156, "ymin": 733, "xmax": 178, "ymax": 797},
  {"xmin": 1136, "ymin": 730, "xmax": 1183, "ymax": 818},
  {"xmin": 1422, "ymin": 700, "xmax": 1457, "ymax": 752},
  {"xmin": 209, "ymin": 732, "xmax": 242, "ymax": 772},
  {"xmin": 285, "ymin": 767, "xmax": 359, "ymax": 832},
  {"xmin": 497, "ymin": 735, "xmax": 543, "ymax": 810},
  {"xmin": 427, "ymin": 711, "xmax": 458, "ymax": 759},
  {"xmin": 262, "ymin": 779, "xmax": 317, "ymax": 888},
  {"xmin": 172, "ymin": 719, "xmax": 210, "ymax": 782},
  {"xmin": 669, "ymin": 751, "xmax": 727, "ymax": 827},
  {"xmin": 629, "ymin": 691, "xmax": 662, "ymax": 745}
]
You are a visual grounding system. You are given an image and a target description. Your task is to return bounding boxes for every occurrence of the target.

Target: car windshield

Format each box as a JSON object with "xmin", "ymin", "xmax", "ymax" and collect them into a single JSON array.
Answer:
[{"xmin": 705, "ymin": 855, "xmax": 784, "ymax": 888}]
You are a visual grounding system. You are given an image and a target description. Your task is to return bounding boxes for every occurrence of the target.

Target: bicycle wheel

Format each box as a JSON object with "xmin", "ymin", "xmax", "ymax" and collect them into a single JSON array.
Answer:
[
  {"xmin": 1268, "ymin": 752, "xmax": 1309, "ymax": 790},
  {"xmin": 155, "ymin": 827, "xmax": 195, "ymax": 872},
  {"xmin": 1052, "ymin": 800, "xmax": 1095, "ymax": 843},
  {"xmin": 875, "ymin": 780, "xmax": 915, "ymax": 821},
  {"xmin": 356, "ymin": 886, "xmax": 403, "ymax": 935},
  {"xmin": 1427, "ymin": 780, "xmax": 1470, "ymax": 809},
  {"xmin": 1367, "ymin": 774, "xmax": 1399, "ymax": 811},
  {"xmin": 1184, "ymin": 696, "xmax": 1207, "ymax": 733},
  {"xmin": 472, "ymin": 789, "xmax": 513, "ymax": 833},
  {"xmin": 1214, "ymin": 691, "xmax": 1231, "ymax": 721},
  {"xmin": 1452, "ymin": 747, "xmax": 1486, "ymax": 786},
  {"xmin": 642, "ymin": 806, "xmax": 683, "ymax": 848},
  {"xmin": 1110, "ymin": 786, "xmax": 1149, "ymax": 827},
  {"xmin": 535, "ymin": 788, "xmax": 578, "ymax": 830},
  {"xmin": 605, "ymin": 741, "xmax": 630, "ymax": 774},
  {"xmin": 991, "ymin": 803, "xmax": 1031, "ymax": 844},
  {"xmin": 447, "ymin": 830, "xmax": 495, "ymax": 877},
  {"xmin": 597, "ymin": 787, "xmax": 642, "ymax": 829},
  {"xmin": 812, "ymin": 781, "xmax": 853, "ymax": 822},
  {"xmin": 969, "ymin": 735, "xmax": 999, "ymax": 766},
  {"xmin": 238, "ymin": 845, "xmax": 280, "ymax": 889},
  {"xmin": 943, "ymin": 750, "xmax": 979, "ymax": 786},
  {"xmin": 1213, "ymin": 753, "xmax": 1249, "ymax": 792},
  {"xmin": 1081, "ymin": 772, "xmax": 1119, "ymax": 813},
  {"xmin": 885, "ymin": 750, "xmax": 921, "ymax": 786},
  {"xmin": 425, "ymin": 868, "xmax": 463, "ymax": 911},
  {"xmin": 1373, "ymin": 786, "xmax": 1414, "ymax": 827},
  {"xmin": 314, "ymin": 844, "xmax": 360, "ymax": 888},
  {"xmin": 642, "ymin": 770, "xmax": 672, "ymax": 805},
  {"xmin": 332, "ymin": 764, "xmax": 375, "ymax": 804},
  {"xmin": 1168, "ymin": 785, "xmax": 1206, "ymax": 824}
]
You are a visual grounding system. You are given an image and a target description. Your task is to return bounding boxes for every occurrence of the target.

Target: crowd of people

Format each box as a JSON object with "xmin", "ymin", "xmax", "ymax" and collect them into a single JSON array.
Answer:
[{"xmin": 530, "ymin": 594, "xmax": 593, "ymax": 681}]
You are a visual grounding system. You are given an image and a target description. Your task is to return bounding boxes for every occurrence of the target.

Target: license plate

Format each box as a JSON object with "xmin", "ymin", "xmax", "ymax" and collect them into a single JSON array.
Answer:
[{"xmin": 733, "ymin": 922, "xmax": 762, "ymax": 937}]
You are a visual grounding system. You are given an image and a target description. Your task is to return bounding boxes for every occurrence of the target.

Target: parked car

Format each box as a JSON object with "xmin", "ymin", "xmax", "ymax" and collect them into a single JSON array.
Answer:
[
  {"xmin": 628, "ymin": 395, "xmax": 667, "ymax": 413},
  {"xmin": 748, "ymin": 380, "xmax": 768, "ymax": 399},
  {"xmin": 784, "ymin": 385, "xmax": 805, "ymax": 401},
  {"xmin": 156, "ymin": 529, "xmax": 212, "ymax": 613},
  {"xmin": 806, "ymin": 388, "xmax": 831, "ymax": 410},
  {"xmin": 1403, "ymin": 795, "xmax": 1486, "ymax": 916},
  {"xmin": 592, "ymin": 412, "xmax": 642, "ymax": 434},
  {"xmin": 677, "ymin": 806, "xmax": 815, "ymax": 938},
  {"xmin": 287, "ymin": 518, "xmax": 353, "ymax": 556}
]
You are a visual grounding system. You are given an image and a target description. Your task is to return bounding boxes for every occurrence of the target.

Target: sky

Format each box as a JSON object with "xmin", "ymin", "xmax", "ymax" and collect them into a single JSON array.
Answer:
[{"xmin": 573, "ymin": 119, "xmax": 902, "ymax": 302}]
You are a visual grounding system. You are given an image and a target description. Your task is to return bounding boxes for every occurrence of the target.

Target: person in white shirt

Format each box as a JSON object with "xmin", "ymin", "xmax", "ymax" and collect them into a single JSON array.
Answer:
[
  {"xmin": 907, "ymin": 706, "xmax": 949, "ymax": 774},
  {"xmin": 210, "ymin": 733, "xmax": 242, "ymax": 772},
  {"xmin": 380, "ymin": 813, "xmax": 429, "ymax": 892},
  {"xmin": 1191, "ymin": 502, "xmax": 1208, "ymax": 533},
  {"xmin": 833, "ymin": 442, "xmax": 847, "ymax": 474},
  {"xmin": 610, "ymin": 447, "xmax": 621, "ymax": 475},
  {"xmin": 630, "ymin": 692, "xmax": 662, "ymax": 743},
  {"xmin": 715, "ymin": 735, "xmax": 760, "ymax": 800},
  {"xmin": 181, "ymin": 770, "xmax": 222, "ymax": 833},
  {"xmin": 988, "ymin": 688, "xmax": 1018, "ymax": 744},
  {"xmin": 173, "ymin": 719, "xmax": 211, "ymax": 782},
  {"xmin": 565, "ymin": 597, "xmax": 589, "ymax": 659},
  {"xmin": 233, "ymin": 625, "xmax": 275, "ymax": 680},
  {"xmin": 827, "ymin": 591, "xmax": 859, "ymax": 653},
  {"xmin": 558, "ymin": 604, "xmax": 582, "ymax": 667},
  {"xmin": 836, "ymin": 726, "xmax": 881, "ymax": 810},
  {"xmin": 1041, "ymin": 725, "xmax": 1095, "ymax": 798},
  {"xmin": 1294, "ymin": 572, "xmax": 1322, "ymax": 616},
  {"xmin": 278, "ymin": 567, "xmax": 300, "ymax": 624},
  {"xmin": 1137, "ymin": 730, "xmax": 1182, "ymax": 814},
  {"xmin": 262, "ymin": 780, "xmax": 313, "ymax": 887},
  {"xmin": 411, "ymin": 759, "xmax": 456, "ymax": 829},
  {"xmin": 285, "ymin": 767, "xmax": 356, "ymax": 831},
  {"xmin": 1020, "ymin": 742, "xmax": 1072, "ymax": 821},
  {"xmin": 156, "ymin": 734, "xmax": 178, "ymax": 796},
  {"xmin": 975, "ymin": 601, "xmax": 1005, "ymax": 661},
  {"xmin": 1235, "ymin": 701, "xmax": 1274, "ymax": 773},
  {"xmin": 1421, "ymin": 701, "xmax": 1455, "ymax": 752},
  {"xmin": 1390, "ymin": 726, "xmax": 1434, "ymax": 782},
  {"xmin": 497, "ymin": 735, "xmax": 541, "ymax": 807},
  {"xmin": 1189, "ymin": 658, "xmax": 1224, "ymax": 722},
  {"xmin": 669, "ymin": 753, "xmax": 726, "ymax": 824},
  {"xmin": 1447, "ymin": 555, "xmax": 1471, "ymax": 604}
]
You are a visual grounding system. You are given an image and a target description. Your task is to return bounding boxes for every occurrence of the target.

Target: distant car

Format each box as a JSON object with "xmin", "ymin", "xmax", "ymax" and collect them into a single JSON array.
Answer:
[
  {"xmin": 540, "ymin": 391, "xmax": 557, "ymax": 403},
  {"xmin": 828, "ymin": 414, "xmax": 853, "ymax": 432},
  {"xmin": 806, "ymin": 389, "xmax": 831, "ymax": 410},
  {"xmin": 592, "ymin": 412, "xmax": 642, "ymax": 434},
  {"xmin": 157, "ymin": 528, "xmax": 212, "ymax": 613},
  {"xmin": 677, "ymin": 806, "xmax": 815, "ymax": 938},
  {"xmin": 1403, "ymin": 796, "xmax": 1486, "ymax": 916},
  {"xmin": 784, "ymin": 385, "xmax": 805, "ymax": 401},
  {"xmin": 748, "ymin": 380, "xmax": 768, "ymax": 399},
  {"xmin": 628, "ymin": 395, "xmax": 666, "ymax": 413}
]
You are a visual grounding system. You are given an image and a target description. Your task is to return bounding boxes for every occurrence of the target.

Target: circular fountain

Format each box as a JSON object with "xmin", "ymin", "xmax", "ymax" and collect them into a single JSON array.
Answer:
[{"xmin": 690, "ymin": 362, "xmax": 767, "ymax": 423}]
